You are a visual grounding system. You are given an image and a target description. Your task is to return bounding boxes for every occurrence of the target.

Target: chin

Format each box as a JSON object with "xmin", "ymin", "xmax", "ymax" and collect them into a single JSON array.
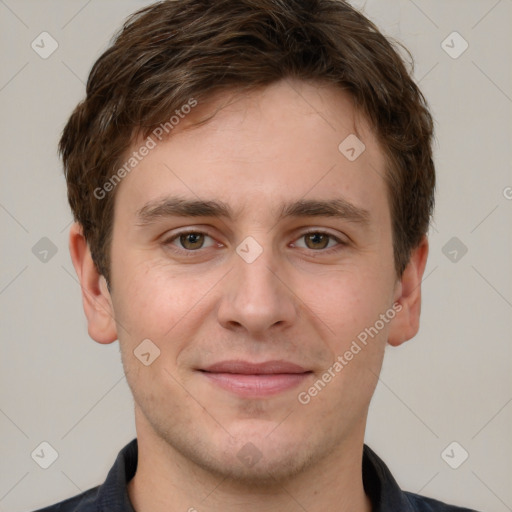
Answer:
[
  {"xmin": 162, "ymin": 420, "xmax": 321, "ymax": 486},
  {"xmin": 196, "ymin": 442, "xmax": 317, "ymax": 487}
]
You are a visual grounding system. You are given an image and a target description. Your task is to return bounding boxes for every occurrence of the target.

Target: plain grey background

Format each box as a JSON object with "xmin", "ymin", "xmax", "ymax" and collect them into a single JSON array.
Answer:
[{"xmin": 1, "ymin": 1, "xmax": 511, "ymax": 511}]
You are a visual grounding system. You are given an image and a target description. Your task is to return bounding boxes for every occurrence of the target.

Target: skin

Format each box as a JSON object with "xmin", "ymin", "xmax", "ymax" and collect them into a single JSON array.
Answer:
[{"xmin": 70, "ymin": 78, "xmax": 428, "ymax": 512}]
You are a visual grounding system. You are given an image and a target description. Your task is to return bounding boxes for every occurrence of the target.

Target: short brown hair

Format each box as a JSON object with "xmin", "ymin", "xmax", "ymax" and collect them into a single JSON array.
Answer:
[{"xmin": 60, "ymin": 0, "xmax": 435, "ymax": 284}]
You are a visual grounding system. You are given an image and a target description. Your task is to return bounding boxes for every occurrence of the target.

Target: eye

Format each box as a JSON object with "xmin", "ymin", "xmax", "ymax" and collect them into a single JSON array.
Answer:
[
  {"xmin": 166, "ymin": 231, "xmax": 217, "ymax": 251},
  {"xmin": 292, "ymin": 231, "xmax": 343, "ymax": 251}
]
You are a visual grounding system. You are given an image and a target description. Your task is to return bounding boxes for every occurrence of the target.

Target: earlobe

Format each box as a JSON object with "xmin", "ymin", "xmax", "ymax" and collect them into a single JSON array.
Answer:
[
  {"xmin": 387, "ymin": 236, "xmax": 429, "ymax": 347},
  {"xmin": 69, "ymin": 223, "xmax": 118, "ymax": 344}
]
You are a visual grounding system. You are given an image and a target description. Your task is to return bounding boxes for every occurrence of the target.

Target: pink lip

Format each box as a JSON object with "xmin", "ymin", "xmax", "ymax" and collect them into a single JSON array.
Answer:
[{"xmin": 199, "ymin": 360, "xmax": 312, "ymax": 397}]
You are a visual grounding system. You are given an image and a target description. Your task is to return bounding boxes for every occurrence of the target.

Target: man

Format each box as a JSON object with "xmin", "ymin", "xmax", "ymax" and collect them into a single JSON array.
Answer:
[{"xmin": 35, "ymin": 0, "xmax": 479, "ymax": 510}]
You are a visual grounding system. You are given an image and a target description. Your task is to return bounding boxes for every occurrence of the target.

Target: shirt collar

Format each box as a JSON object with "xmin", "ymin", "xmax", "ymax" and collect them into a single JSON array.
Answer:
[
  {"xmin": 362, "ymin": 444, "xmax": 416, "ymax": 511},
  {"xmin": 95, "ymin": 438, "xmax": 138, "ymax": 512}
]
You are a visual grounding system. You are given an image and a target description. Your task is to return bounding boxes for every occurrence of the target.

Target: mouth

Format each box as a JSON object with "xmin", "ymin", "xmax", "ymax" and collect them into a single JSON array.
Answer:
[{"xmin": 198, "ymin": 360, "xmax": 313, "ymax": 397}]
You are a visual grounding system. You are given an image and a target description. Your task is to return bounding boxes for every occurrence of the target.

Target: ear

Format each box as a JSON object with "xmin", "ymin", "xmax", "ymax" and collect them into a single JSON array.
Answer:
[
  {"xmin": 69, "ymin": 222, "xmax": 117, "ymax": 344},
  {"xmin": 388, "ymin": 236, "xmax": 429, "ymax": 347}
]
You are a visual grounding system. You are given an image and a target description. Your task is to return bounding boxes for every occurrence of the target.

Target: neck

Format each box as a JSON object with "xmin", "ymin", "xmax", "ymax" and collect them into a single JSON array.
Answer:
[{"xmin": 128, "ymin": 410, "xmax": 372, "ymax": 512}]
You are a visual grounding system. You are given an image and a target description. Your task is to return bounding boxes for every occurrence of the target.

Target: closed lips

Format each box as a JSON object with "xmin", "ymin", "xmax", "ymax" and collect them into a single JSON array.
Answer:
[
  {"xmin": 200, "ymin": 360, "xmax": 311, "ymax": 374},
  {"xmin": 198, "ymin": 360, "xmax": 313, "ymax": 397}
]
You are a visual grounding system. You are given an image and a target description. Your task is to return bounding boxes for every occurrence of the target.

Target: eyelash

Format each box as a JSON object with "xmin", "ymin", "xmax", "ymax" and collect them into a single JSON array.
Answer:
[{"xmin": 162, "ymin": 230, "xmax": 347, "ymax": 256}]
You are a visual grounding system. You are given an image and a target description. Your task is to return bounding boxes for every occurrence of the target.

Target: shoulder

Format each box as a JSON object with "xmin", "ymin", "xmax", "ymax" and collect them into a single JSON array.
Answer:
[
  {"xmin": 363, "ymin": 444, "xmax": 481, "ymax": 512},
  {"xmin": 30, "ymin": 485, "xmax": 99, "ymax": 512},
  {"xmin": 404, "ymin": 491, "xmax": 482, "ymax": 512},
  {"xmin": 30, "ymin": 438, "xmax": 138, "ymax": 512}
]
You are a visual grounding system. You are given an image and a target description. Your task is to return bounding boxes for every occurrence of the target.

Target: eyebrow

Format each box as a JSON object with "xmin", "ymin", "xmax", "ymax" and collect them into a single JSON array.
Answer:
[{"xmin": 135, "ymin": 196, "xmax": 370, "ymax": 226}]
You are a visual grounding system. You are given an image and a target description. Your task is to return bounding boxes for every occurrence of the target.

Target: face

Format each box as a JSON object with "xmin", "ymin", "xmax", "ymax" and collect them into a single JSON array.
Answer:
[{"xmin": 82, "ymin": 79, "xmax": 416, "ymax": 483}]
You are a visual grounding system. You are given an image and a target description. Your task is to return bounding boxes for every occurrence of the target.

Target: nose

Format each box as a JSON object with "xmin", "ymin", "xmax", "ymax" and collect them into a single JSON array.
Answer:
[{"xmin": 216, "ymin": 245, "xmax": 298, "ymax": 336}]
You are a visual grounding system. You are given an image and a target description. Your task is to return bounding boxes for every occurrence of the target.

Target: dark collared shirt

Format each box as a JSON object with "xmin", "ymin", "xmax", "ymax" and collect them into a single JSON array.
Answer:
[{"xmin": 33, "ymin": 438, "xmax": 480, "ymax": 512}]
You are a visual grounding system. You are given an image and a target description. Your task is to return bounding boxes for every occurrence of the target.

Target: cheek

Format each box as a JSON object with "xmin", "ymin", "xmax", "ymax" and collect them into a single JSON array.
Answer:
[
  {"xmin": 110, "ymin": 256, "xmax": 226, "ymax": 350},
  {"xmin": 300, "ymin": 265, "xmax": 394, "ymax": 347},
  {"xmin": 111, "ymin": 261, "xmax": 186, "ymax": 343},
  {"xmin": 300, "ymin": 270, "xmax": 391, "ymax": 411}
]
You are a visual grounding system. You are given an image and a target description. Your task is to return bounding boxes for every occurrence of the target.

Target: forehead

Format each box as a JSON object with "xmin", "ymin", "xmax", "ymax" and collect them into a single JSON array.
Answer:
[{"xmin": 113, "ymin": 79, "xmax": 389, "ymax": 224}]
